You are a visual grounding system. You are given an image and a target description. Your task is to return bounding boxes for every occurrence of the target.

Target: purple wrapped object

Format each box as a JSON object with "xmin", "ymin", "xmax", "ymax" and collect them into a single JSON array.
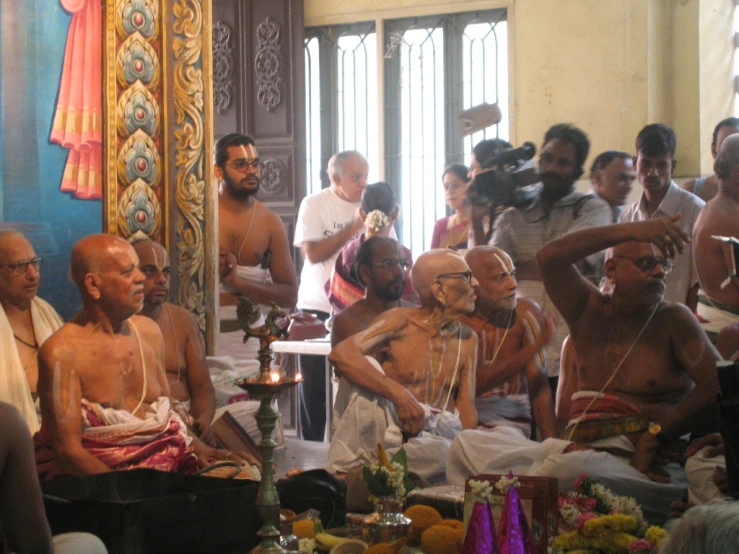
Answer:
[
  {"xmin": 497, "ymin": 482, "xmax": 536, "ymax": 554},
  {"xmin": 462, "ymin": 501, "xmax": 497, "ymax": 554}
]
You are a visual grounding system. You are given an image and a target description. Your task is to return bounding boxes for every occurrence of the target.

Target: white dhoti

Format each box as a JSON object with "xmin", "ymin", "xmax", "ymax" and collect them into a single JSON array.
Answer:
[
  {"xmin": 330, "ymin": 358, "xmax": 461, "ymax": 482},
  {"xmin": 446, "ymin": 428, "xmax": 687, "ymax": 523},
  {"xmin": 219, "ymin": 264, "xmax": 272, "ymax": 362},
  {"xmin": 684, "ymin": 446, "xmax": 727, "ymax": 505},
  {"xmin": 476, "ymin": 393, "xmax": 532, "ymax": 438},
  {"xmin": 696, "ymin": 295, "xmax": 739, "ymax": 337}
]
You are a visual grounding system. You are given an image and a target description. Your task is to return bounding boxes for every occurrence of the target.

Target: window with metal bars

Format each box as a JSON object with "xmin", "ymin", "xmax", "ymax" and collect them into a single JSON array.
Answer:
[{"xmin": 305, "ymin": 10, "xmax": 508, "ymax": 258}]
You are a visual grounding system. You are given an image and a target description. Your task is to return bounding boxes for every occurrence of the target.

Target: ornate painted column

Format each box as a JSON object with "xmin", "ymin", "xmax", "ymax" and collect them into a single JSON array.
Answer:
[{"xmin": 103, "ymin": 0, "xmax": 217, "ymax": 353}]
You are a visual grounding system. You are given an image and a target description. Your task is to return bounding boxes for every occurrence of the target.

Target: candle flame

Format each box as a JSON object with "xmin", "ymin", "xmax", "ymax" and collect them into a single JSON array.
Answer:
[{"xmin": 270, "ymin": 372, "xmax": 280, "ymax": 383}]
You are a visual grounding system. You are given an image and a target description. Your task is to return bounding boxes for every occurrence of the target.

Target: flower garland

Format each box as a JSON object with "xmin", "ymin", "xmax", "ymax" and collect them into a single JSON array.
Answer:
[
  {"xmin": 551, "ymin": 475, "xmax": 667, "ymax": 554},
  {"xmin": 365, "ymin": 209, "xmax": 390, "ymax": 232},
  {"xmin": 469, "ymin": 479, "xmax": 495, "ymax": 504},
  {"xmin": 363, "ymin": 443, "xmax": 415, "ymax": 503}
]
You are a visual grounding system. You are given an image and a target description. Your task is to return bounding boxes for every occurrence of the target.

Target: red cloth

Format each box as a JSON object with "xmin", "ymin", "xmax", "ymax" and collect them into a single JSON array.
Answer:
[
  {"xmin": 35, "ymin": 399, "xmax": 199, "ymax": 480},
  {"xmin": 567, "ymin": 392, "xmax": 642, "ymax": 424}
]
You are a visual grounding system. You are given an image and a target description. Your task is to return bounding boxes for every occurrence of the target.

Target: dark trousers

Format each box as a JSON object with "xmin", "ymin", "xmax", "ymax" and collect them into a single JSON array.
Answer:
[{"xmin": 298, "ymin": 310, "xmax": 330, "ymax": 441}]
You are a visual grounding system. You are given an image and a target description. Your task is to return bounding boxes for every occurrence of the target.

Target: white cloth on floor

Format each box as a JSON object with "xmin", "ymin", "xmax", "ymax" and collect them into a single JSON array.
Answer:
[
  {"xmin": 685, "ymin": 446, "xmax": 727, "ymax": 505},
  {"xmin": 447, "ymin": 427, "xmax": 687, "ymax": 523},
  {"xmin": 330, "ymin": 357, "xmax": 461, "ymax": 482},
  {"xmin": 219, "ymin": 264, "xmax": 272, "ymax": 361},
  {"xmin": 52, "ymin": 532, "xmax": 108, "ymax": 554},
  {"xmin": 476, "ymin": 393, "xmax": 531, "ymax": 438},
  {"xmin": 0, "ymin": 297, "xmax": 63, "ymax": 433},
  {"xmin": 696, "ymin": 298, "xmax": 739, "ymax": 336}
]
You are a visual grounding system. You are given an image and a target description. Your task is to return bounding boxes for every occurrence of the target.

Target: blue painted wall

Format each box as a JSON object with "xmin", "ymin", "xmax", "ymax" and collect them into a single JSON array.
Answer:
[{"xmin": 0, "ymin": 1, "xmax": 101, "ymax": 320}]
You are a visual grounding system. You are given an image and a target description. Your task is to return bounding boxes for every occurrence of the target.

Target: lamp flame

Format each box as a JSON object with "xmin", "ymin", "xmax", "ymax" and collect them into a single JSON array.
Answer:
[
  {"xmin": 295, "ymin": 372, "xmax": 303, "ymax": 382},
  {"xmin": 270, "ymin": 372, "xmax": 280, "ymax": 383}
]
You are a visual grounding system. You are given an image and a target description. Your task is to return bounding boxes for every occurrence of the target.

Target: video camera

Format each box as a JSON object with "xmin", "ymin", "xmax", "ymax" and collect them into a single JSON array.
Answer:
[{"xmin": 465, "ymin": 141, "xmax": 540, "ymax": 209}]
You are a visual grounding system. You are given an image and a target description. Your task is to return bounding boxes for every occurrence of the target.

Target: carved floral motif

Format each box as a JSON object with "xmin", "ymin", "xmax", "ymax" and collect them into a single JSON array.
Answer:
[
  {"xmin": 118, "ymin": 130, "xmax": 161, "ymax": 187},
  {"xmin": 117, "ymin": 81, "xmax": 160, "ymax": 138},
  {"xmin": 260, "ymin": 158, "xmax": 286, "ymax": 196},
  {"xmin": 117, "ymin": 178, "xmax": 161, "ymax": 238},
  {"xmin": 255, "ymin": 16, "xmax": 283, "ymax": 112},
  {"xmin": 117, "ymin": 33, "xmax": 159, "ymax": 88},
  {"xmin": 117, "ymin": 0, "xmax": 158, "ymax": 41},
  {"xmin": 213, "ymin": 20, "xmax": 233, "ymax": 114},
  {"xmin": 173, "ymin": 0, "xmax": 209, "ymax": 332}
]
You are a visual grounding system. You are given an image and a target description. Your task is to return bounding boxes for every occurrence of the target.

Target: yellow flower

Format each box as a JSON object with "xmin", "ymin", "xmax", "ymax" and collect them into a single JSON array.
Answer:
[
  {"xmin": 645, "ymin": 525, "xmax": 668, "ymax": 546},
  {"xmin": 581, "ymin": 514, "xmax": 638, "ymax": 537}
]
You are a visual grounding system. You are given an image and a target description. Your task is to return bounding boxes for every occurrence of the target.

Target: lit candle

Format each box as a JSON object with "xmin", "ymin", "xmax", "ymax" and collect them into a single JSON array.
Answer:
[
  {"xmin": 295, "ymin": 372, "xmax": 303, "ymax": 382},
  {"xmin": 270, "ymin": 372, "xmax": 280, "ymax": 383}
]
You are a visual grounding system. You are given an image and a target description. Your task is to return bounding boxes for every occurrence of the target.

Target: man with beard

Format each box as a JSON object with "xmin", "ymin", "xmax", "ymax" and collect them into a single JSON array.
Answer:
[
  {"xmin": 217, "ymin": 133, "xmax": 298, "ymax": 362},
  {"xmin": 330, "ymin": 236, "xmax": 408, "ymax": 347},
  {"xmin": 461, "ymin": 246, "xmax": 556, "ymax": 439},
  {"xmin": 620, "ymin": 124, "xmax": 704, "ymax": 310},
  {"xmin": 448, "ymin": 217, "xmax": 720, "ymax": 522},
  {"xmin": 132, "ymin": 239, "xmax": 216, "ymax": 445},
  {"xmin": 490, "ymin": 124, "xmax": 611, "ymax": 397},
  {"xmin": 0, "ymin": 231, "xmax": 63, "ymax": 434},
  {"xmin": 328, "ymin": 249, "xmax": 478, "ymax": 481}
]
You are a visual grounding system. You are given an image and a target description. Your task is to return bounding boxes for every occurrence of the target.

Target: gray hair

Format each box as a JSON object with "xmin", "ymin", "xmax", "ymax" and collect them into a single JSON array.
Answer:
[
  {"xmin": 659, "ymin": 500, "xmax": 739, "ymax": 554},
  {"xmin": 327, "ymin": 150, "xmax": 365, "ymax": 181}
]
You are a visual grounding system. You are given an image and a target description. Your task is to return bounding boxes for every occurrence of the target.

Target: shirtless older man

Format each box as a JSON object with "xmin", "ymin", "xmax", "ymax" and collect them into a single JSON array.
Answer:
[
  {"xmin": 448, "ymin": 217, "xmax": 720, "ymax": 521},
  {"xmin": 217, "ymin": 133, "xmax": 298, "ymax": 361},
  {"xmin": 693, "ymin": 135, "xmax": 739, "ymax": 341},
  {"xmin": 132, "ymin": 239, "xmax": 215, "ymax": 444},
  {"xmin": 34, "ymin": 235, "xmax": 241, "ymax": 478},
  {"xmin": 329, "ymin": 249, "xmax": 478, "ymax": 480},
  {"xmin": 461, "ymin": 246, "xmax": 556, "ymax": 439},
  {"xmin": 0, "ymin": 231, "xmax": 63, "ymax": 433}
]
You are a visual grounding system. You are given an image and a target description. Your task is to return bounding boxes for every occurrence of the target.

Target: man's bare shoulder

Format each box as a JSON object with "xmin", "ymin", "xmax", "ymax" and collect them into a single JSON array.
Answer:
[
  {"xmin": 255, "ymin": 200, "xmax": 287, "ymax": 231},
  {"xmin": 130, "ymin": 314, "xmax": 164, "ymax": 343},
  {"xmin": 515, "ymin": 297, "xmax": 543, "ymax": 318}
]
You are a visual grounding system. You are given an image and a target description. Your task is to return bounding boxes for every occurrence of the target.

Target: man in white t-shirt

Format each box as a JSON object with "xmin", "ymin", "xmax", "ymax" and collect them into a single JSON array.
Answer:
[{"xmin": 294, "ymin": 150, "xmax": 368, "ymax": 440}]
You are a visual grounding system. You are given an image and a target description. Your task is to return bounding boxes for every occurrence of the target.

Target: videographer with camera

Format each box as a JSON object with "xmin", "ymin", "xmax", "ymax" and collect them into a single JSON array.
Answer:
[{"xmin": 478, "ymin": 124, "xmax": 612, "ymax": 398}]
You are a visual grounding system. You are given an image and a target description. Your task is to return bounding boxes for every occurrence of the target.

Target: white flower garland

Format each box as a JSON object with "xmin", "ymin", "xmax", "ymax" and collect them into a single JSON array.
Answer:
[
  {"xmin": 494, "ymin": 475, "xmax": 521, "ymax": 495},
  {"xmin": 366, "ymin": 460, "xmax": 407, "ymax": 503},
  {"xmin": 469, "ymin": 479, "xmax": 494, "ymax": 504},
  {"xmin": 365, "ymin": 209, "xmax": 390, "ymax": 232}
]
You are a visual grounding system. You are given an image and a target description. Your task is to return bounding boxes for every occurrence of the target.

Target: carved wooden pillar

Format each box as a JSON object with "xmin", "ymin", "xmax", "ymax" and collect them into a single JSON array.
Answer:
[{"xmin": 103, "ymin": 0, "xmax": 217, "ymax": 352}]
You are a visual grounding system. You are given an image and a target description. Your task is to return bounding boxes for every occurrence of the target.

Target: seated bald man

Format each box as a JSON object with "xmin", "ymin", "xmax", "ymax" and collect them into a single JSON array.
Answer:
[
  {"xmin": 132, "ymin": 239, "xmax": 216, "ymax": 445},
  {"xmin": 0, "ymin": 230, "xmax": 63, "ymax": 433},
  {"xmin": 448, "ymin": 217, "xmax": 720, "ymax": 522},
  {"xmin": 329, "ymin": 249, "xmax": 478, "ymax": 481},
  {"xmin": 460, "ymin": 246, "xmax": 556, "ymax": 439},
  {"xmin": 34, "ymin": 234, "xmax": 250, "ymax": 479}
]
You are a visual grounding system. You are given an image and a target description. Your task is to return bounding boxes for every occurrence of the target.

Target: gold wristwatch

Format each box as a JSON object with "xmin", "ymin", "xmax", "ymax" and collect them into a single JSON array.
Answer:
[{"xmin": 648, "ymin": 423, "xmax": 669, "ymax": 446}]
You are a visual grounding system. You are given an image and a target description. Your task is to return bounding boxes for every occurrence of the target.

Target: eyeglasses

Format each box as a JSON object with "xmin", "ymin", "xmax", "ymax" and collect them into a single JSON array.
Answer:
[
  {"xmin": 612, "ymin": 255, "xmax": 673, "ymax": 275},
  {"xmin": 437, "ymin": 270, "xmax": 473, "ymax": 283},
  {"xmin": 0, "ymin": 257, "xmax": 43, "ymax": 275},
  {"xmin": 373, "ymin": 259, "xmax": 410, "ymax": 271},
  {"xmin": 227, "ymin": 159, "xmax": 262, "ymax": 172}
]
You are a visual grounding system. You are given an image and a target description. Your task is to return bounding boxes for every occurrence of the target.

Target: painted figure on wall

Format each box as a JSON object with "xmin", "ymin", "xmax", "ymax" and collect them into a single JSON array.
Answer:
[{"xmin": 50, "ymin": 0, "xmax": 103, "ymax": 200}]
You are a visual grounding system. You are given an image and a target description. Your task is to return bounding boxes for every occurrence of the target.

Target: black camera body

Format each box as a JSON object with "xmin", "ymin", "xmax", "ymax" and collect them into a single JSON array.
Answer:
[{"xmin": 466, "ymin": 141, "xmax": 539, "ymax": 210}]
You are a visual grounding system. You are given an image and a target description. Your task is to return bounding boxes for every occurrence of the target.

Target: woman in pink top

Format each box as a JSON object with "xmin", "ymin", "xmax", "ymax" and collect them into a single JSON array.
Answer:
[{"xmin": 430, "ymin": 164, "xmax": 471, "ymax": 250}]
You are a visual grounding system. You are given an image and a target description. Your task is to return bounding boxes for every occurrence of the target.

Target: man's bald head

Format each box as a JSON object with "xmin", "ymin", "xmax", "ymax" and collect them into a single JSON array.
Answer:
[
  {"xmin": 70, "ymin": 234, "xmax": 134, "ymax": 292},
  {"xmin": 0, "ymin": 230, "xmax": 40, "ymax": 310},
  {"xmin": 715, "ymin": 134, "xmax": 739, "ymax": 181},
  {"xmin": 465, "ymin": 246, "xmax": 513, "ymax": 276},
  {"xmin": 411, "ymin": 249, "xmax": 475, "ymax": 311},
  {"xmin": 465, "ymin": 246, "xmax": 517, "ymax": 313}
]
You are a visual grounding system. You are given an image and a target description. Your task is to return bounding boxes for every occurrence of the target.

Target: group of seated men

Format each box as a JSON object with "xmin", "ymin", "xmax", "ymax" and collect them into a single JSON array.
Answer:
[{"xmin": 1, "ymin": 118, "xmax": 738, "ymax": 524}]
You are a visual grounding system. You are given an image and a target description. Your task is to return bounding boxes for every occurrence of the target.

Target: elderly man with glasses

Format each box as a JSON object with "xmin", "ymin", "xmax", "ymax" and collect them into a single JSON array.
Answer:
[
  {"xmin": 0, "ymin": 231, "xmax": 63, "ymax": 434},
  {"xmin": 328, "ymin": 249, "xmax": 478, "ymax": 481},
  {"xmin": 447, "ymin": 216, "xmax": 721, "ymax": 522}
]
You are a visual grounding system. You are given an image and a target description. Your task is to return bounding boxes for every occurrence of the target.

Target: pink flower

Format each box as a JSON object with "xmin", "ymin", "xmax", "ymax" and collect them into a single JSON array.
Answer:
[
  {"xmin": 576, "ymin": 512, "xmax": 598, "ymax": 530},
  {"xmin": 574, "ymin": 474, "xmax": 588, "ymax": 490},
  {"xmin": 582, "ymin": 498, "xmax": 597, "ymax": 511},
  {"xmin": 629, "ymin": 538, "xmax": 653, "ymax": 552}
]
